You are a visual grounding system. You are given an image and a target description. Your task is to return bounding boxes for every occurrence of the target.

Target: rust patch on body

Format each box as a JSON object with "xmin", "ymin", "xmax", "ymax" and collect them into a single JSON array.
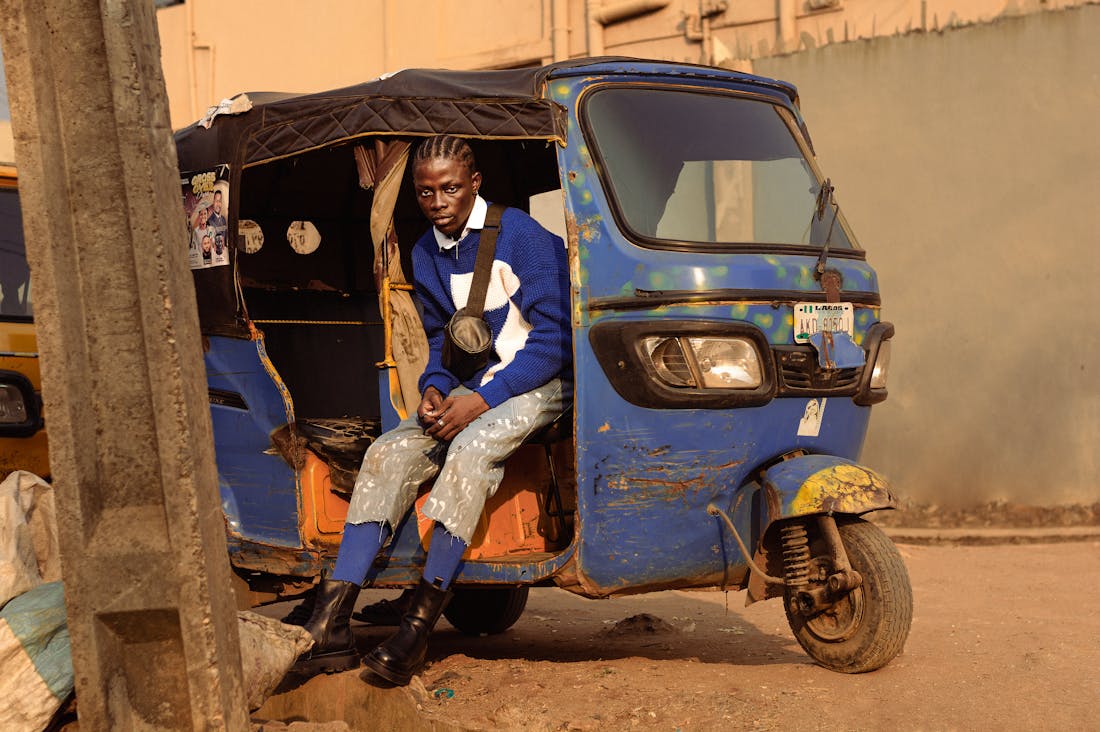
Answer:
[
  {"xmin": 566, "ymin": 210, "xmax": 580, "ymax": 251},
  {"xmin": 576, "ymin": 215, "xmax": 601, "ymax": 243},
  {"xmin": 604, "ymin": 459, "xmax": 745, "ymax": 506}
]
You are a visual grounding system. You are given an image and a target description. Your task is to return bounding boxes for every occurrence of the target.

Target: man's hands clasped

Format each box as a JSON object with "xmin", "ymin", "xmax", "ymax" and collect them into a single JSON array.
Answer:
[{"xmin": 418, "ymin": 386, "xmax": 490, "ymax": 442}]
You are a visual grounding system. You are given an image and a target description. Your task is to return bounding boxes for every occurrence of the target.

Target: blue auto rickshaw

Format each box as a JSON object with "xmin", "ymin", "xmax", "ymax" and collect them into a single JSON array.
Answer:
[{"xmin": 174, "ymin": 58, "xmax": 911, "ymax": 673}]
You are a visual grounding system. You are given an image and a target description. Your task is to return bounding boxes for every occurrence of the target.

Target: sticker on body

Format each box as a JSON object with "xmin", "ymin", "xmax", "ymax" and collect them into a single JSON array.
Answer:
[{"xmin": 797, "ymin": 398, "xmax": 826, "ymax": 437}]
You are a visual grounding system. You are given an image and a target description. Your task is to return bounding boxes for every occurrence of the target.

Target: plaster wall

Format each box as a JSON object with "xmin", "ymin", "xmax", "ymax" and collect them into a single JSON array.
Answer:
[
  {"xmin": 155, "ymin": 0, "xmax": 556, "ymax": 127},
  {"xmin": 756, "ymin": 4, "xmax": 1100, "ymax": 505},
  {"xmin": 151, "ymin": 0, "xmax": 1093, "ymax": 129}
]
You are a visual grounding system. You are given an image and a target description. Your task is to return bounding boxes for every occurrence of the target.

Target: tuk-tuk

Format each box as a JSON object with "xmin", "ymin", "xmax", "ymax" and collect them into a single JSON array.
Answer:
[
  {"xmin": 175, "ymin": 58, "xmax": 911, "ymax": 673},
  {"xmin": 0, "ymin": 164, "xmax": 49, "ymax": 478}
]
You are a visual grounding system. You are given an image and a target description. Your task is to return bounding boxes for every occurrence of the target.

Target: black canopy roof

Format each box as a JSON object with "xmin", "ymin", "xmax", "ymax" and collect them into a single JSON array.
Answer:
[{"xmin": 173, "ymin": 57, "xmax": 799, "ymax": 173}]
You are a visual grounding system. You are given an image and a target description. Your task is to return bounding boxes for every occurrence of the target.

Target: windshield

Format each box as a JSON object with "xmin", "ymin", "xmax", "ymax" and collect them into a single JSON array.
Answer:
[
  {"xmin": 584, "ymin": 87, "xmax": 856, "ymax": 251},
  {"xmin": 0, "ymin": 186, "xmax": 32, "ymax": 319}
]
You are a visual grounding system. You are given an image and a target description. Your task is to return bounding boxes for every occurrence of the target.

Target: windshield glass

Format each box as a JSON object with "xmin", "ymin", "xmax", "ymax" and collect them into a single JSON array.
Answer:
[
  {"xmin": 0, "ymin": 186, "xmax": 32, "ymax": 319},
  {"xmin": 584, "ymin": 87, "xmax": 855, "ymax": 250}
]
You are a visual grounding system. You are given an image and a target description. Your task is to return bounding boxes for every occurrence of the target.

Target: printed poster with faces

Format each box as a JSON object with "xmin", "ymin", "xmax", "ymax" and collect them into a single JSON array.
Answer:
[{"xmin": 182, "ymin": 165, "xmax": 231, "ymax": 270}]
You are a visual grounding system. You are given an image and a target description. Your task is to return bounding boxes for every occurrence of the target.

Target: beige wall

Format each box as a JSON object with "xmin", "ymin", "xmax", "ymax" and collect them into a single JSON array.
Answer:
[
  {"xmin": 156, "ymin": 0, "xmax": 558, "ymax": 128},
  {"xmin": 0, "ymin": 121, "xmax": 12, "ymax": 163},
  {"xmin": 153, "ymin": 0, "xmax": 1092, "ymax": 129},
  {"xmin": 757, "ymin": 4, "xmax": 1100, "ymax": 505}
]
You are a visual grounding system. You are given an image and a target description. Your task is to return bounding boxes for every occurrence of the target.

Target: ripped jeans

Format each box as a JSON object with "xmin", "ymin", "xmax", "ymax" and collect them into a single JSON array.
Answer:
[{"xmin": 344, "ymin": 378, "xmax": 569, "ymax": 543}]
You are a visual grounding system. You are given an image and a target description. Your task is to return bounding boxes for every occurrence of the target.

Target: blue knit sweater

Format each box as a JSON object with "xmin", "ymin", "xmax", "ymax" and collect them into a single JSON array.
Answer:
[{"xmin": 413, "ymin": 206, "xmax": 573, "ymax": 408}]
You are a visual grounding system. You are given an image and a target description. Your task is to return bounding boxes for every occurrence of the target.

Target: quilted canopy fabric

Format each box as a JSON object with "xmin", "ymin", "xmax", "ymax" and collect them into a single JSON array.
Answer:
[
  {"xmin": 174, "ymin": 62, "xmax": 600, "ymax": 172},
  {"xmin": 174, "ymin": 57, "xmax": 801, "ymax": 172}
]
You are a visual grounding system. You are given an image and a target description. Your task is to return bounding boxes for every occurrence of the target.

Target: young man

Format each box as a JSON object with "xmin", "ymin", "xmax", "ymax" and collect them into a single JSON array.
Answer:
[
  {"xmin": 295, "ymin": 135, "xmax": 572, "ymax": 685},
  {"xmin": 209, "ymin": 189, "xmax": 227, "ymax": 254}
]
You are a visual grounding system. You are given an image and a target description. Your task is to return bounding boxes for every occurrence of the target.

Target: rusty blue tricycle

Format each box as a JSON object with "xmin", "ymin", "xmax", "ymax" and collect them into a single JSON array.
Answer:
[{"xmin": 175, "ymin": 58, "xmax": 912, "ymax": 673}]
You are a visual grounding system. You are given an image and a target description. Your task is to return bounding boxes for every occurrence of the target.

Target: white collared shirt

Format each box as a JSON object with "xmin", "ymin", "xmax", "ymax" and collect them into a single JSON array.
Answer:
[{"xmin": 434, "ymin": 195, "xmax": 488, "ymax": 252}]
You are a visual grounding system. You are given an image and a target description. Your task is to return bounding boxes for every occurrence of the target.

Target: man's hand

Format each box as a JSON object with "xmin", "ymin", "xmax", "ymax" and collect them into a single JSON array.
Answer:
[
  {"xmin": 417, "ymin": 387, "xmax": 445, "ymax": 429},
  {"xmin": 424, "ymin": 392, "xmax": 490, "ymax": 442}
]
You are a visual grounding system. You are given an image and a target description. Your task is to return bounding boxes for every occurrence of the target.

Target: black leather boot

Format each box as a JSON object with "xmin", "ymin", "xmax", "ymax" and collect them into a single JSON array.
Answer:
[
  {"xmin": 351, "ymin": 587, "xmax": 415, "ymax": 626},
  {"xmin": 361, "ymin": 579, "xmax": 452, "ymax": 686},
  {"xmin": 293, "ymin": 579, "xmax": 361, "ymax": 676},
  {"xmin": 281, "ymin": 587, "xmax": 316, "ymax": 626}
]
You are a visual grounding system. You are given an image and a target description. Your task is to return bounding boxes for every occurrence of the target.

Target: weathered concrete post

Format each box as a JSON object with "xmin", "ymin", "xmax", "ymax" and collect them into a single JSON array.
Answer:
[{"xmin": 0, "ymin": 1, "xmax": 248, "ymax": 728}]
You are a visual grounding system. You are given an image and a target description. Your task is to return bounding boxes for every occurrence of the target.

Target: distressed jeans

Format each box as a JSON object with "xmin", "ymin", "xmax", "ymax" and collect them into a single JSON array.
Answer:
[{"xmin": 345, "ymin": 378, "xmax": 569, "ymax": 543}]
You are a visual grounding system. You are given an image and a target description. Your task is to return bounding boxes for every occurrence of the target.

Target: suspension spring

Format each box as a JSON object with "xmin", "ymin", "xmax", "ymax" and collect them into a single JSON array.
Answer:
[{"xmin": 781, "ymin": 522, "xmax": 811, "ymax": 589}]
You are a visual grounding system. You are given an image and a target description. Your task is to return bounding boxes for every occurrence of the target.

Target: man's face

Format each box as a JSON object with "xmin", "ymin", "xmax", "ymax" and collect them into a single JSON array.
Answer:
[
  {"xmin": 213, "ymin": 192, "xmax": 223, "ymax": 214},
  {"xmin": 413, "ymin": 157, "xmax": 481, "ymax": 238},
  {"xmin": 198, "ymin": 206, "xmax": 209, "ymax": 226},
  {"xmin": 202, "ymin": 235, "xmax": 212, "ymax": 253}
]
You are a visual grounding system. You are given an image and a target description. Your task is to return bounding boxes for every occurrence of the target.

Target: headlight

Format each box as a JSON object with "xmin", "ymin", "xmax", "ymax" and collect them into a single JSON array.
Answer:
[
  {"xmin": 642, "ymin": 336, "xmax": 762, "ymax": 389},
  {"xmin": 0, "ymin": 369, "xmax": 42, "ymax": 437},
  {"xmin": 869, "ymin": 340, "xmax": 891, "ymax": 389},
  {"xmin": 0, "ymin": 383, "xmax": 29, "ymax": 424}
]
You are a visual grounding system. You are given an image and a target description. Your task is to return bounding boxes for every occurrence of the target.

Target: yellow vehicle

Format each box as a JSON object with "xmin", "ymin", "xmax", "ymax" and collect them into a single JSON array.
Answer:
[{"xmin": 0, "ymin": 164, "xmax": 48, "ymax": 477}]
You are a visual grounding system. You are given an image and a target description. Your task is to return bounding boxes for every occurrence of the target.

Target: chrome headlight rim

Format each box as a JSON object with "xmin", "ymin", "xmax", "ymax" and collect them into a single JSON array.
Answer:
[
  {"xmin": 589, "ymin": 319, "xmax": 777, "ymax": 410},
  {"xmin": 641, "ymin": 335, "xmax": 766, "ymax": 390},
  {"xmin": 0, "ymin": 368, "xmax": 43, "ymax": 438}
]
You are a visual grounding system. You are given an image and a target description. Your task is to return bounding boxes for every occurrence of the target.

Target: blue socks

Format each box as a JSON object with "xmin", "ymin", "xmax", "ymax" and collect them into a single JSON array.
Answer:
[
  {"xmin": 331, "ymin": 521, "xmax": 391, "ymax": 585},
  {"xmin": 331, "ymin": 520, "xmax": 467, "ymax": 589},
  {"xmin": 422, "ymin": 523, "xmax": 468, "ymax": 589}
]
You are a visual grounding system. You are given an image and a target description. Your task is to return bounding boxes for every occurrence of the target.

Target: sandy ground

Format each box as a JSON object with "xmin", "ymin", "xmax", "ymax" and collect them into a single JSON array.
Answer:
[{"xmin": 256, "ymin": 537, "xmax": 1100, "ymax": 731}]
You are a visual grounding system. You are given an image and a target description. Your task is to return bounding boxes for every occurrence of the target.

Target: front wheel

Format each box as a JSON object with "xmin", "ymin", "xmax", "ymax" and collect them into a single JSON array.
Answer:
[
  {"xmin": 784, "ymin": 517, "xmax": 912, "ymax": 673},
  {"xmin": 444, "ymin": 586, "xmax": 529, "ymax": 636}
]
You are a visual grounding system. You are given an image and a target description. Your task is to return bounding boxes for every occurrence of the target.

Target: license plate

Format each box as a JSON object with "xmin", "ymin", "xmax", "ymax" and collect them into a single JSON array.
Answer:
[{"xmin": 794, "ymin": 302, "xmax": 854, "ymax": 344}]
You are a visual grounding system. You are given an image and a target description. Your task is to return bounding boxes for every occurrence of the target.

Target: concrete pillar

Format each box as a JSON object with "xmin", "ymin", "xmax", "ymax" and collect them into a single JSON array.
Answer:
[
  {"xmin": 552, "ymin": 0, "xmax": 570, "ymax": 61},
  {"xmin": 0, "ymin": 1, "xmax": 248, "ymax": 729}
]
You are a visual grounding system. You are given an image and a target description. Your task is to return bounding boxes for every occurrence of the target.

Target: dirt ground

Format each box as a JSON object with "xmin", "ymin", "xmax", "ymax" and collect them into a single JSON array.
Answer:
[{"xmin": 256, "ymin": 531, "xmax": 1100, "ymax": 731}]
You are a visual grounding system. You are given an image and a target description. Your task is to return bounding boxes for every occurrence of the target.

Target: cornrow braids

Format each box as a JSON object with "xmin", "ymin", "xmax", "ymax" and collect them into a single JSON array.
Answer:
[{"xmin": 413, "ymin": 135, "xmax": 477, "ymax": 175}]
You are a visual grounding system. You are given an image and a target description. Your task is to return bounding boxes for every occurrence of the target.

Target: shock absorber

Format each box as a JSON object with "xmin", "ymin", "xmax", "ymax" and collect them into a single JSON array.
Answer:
[{"xmin": 781, "ymin": 521, "xmax": 811, "ymax": 589}]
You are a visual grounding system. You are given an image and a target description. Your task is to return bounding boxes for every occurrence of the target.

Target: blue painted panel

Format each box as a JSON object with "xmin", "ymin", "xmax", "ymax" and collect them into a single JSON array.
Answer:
[
  {"xmin": 570, "ymin": 349, "xmax": 870, "ymax": 593},
  {"xmin": 553, "ymin": 71, "xmax": 882, "ymax": 594},
  {"xmin": 205, "ymin": 336, "xmax": 301, "ymax": 548}
]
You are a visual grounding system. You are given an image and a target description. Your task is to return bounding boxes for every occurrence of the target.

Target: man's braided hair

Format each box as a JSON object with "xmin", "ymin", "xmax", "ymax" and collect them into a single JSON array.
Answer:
[{"xmin": 413, "ymin": 135, "xmax": 477, "ymax": 174}]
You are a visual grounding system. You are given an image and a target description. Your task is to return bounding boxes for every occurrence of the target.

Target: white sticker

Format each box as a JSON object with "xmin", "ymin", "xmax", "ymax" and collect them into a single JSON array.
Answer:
[
  {"xmin": 287, "ymin": 220, "xmax": 321, "ymax": 254},
  {"xmin": 239, "ymin": 219, "xmax": 265, "ymax": 254},
  {"xmin": 797, "ymin": 398, "xmax": 826, "ymax": 437}
]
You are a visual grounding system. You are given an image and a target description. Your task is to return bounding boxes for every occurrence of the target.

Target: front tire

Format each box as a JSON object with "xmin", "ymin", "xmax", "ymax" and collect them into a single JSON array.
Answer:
[
  {"xmin": 784, "ymin": 517, "xmax": 912, "ymax": 673},
  {"xmin": 443, "ymin": 586, "xmax": 529, "ymax": 636}
]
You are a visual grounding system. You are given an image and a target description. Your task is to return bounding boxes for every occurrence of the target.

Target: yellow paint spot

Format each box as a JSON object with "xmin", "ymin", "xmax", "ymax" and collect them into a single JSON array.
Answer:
[
  {"xmin": 790, "ymin": 464, "xmax": 892, "ymax": 514},
  {"xmin": 598, "ymin": 422, "xmax": 611, "ymax": 433},
  {"xmin": 796, "ymin": 266, "xmax": 814, "ymax": 288}
]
